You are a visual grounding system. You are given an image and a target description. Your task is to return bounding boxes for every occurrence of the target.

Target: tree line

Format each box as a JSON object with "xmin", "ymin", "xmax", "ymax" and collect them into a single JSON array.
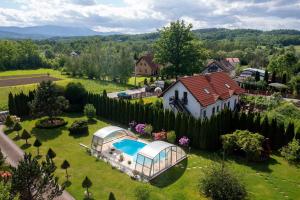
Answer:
[
  {"xmin": 8, "ymin": 90, "xmax": 298, "ymax": 151},
  {"xmin": 64, "ymin": 43, "xmax": 134, "ymax": 83}
]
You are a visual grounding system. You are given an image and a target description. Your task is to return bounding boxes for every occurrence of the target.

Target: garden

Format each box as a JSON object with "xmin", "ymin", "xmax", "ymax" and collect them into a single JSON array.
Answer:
[{"xmin": 1, "ymin": 80, "xmax": 300, "ymax": 200}]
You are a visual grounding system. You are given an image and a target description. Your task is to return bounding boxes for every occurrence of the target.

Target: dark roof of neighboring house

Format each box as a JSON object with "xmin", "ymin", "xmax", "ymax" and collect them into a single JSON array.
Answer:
[
  {"xmin": 136, "ymin": 54, "xmax": 160, "ymax": 71},
  {"xmin": 160, "ymin": 72, "xmax": 244, "ymax": 107},
  {"xmin": 226, "ymin": 58, "xmax": 240, "ymax": 63},
  {"xmin": 206, "ymin": 60, "xmax": 235, "ymax": 72}
]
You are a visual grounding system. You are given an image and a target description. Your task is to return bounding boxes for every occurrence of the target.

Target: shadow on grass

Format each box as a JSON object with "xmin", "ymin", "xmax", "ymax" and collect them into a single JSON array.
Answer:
[
  {"xmin": 21, "ymin": 143, "xmax": 31, "ymax": 150},
  {"xmin": 150, "ymin": 158, "xmax": 188, "ymax": 188},
  {"xmin": 13, "ymin": 135, "xmax": 20, "ymax": 141},
  {"xmin": 4, "ymin": 129, "xmax": 14, "ymax": 135},
  {"xmin": 69, "ymin": 130, "xmax": 89, "ymax": 139},
  {"xmin": 31, "ymin": 126, "xmax": 68, "ymax": 142},
  {"xmin": 87, "ymin": 119, "xmax": 97, "ymax": 125},
  {"xmin": 35, "ymin": 155, "xmax": 43, "ymax": 160},
  {"xmin": 225, "ymin": 155, "xmax": 279, "ymax": 173}
]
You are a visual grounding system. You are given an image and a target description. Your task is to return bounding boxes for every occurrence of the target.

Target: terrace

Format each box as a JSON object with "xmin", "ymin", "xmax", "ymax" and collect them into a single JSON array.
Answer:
[{"xmin": 91, "ymin": 126, "xmax": 187, "ymax": 180}]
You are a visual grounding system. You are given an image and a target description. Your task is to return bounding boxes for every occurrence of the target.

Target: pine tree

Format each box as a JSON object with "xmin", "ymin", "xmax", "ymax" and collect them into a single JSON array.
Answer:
[
  {"xmin": 261, "ymin": 117, "xmax": 270, "ymax": 138},
  {"xmin": 21, "ymin": 129, "xmax": 31, "ymax": 145},
  {"xmin": 82, "ymin": 176, "xmax": 92, "ymax": 199},
  {"xmin": 285, "ymin": 122, "xmax": 295, "ymax": 145},
  {"xmin": 8, "ymin": 92, "xmax": 16, "ymax": 115},
  {"xmin": 33, "ymin": 139, "xmax": 42, "ymax": 156},
  {"xmin": 109, "ymin": 192, "xmax": 116, "ymax": 200},
  {"xmin": 264, "ymin": 70, "xmax": 269, "ymax": 83},
  {"xmin": 47, "ymin": 148, "xmax": 56, "ymax": 161},
  {"xmin": 13, "ymin": 122, "xmax": 22, "ymax": 138},
  {"xmin": 4, "ymin": 115, "xmax": 15, "ymax": 130},
  {"xmin": 61, "ymin": 160, "xmax": 70, "ymax": 181},
  {"xmin": 103, "ymin": 90, "xmax": 107, "ymax": 98}
]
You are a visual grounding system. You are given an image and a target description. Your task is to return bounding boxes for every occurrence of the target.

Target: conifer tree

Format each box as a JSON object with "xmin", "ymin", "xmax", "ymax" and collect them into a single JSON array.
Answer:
[
  {"xmin": 33, "ymin": 139, "xmax": 42, "ymax": 156},
  {"xmin": 47, "ymin": 148, "xmax": 56, "ymax": 161},
  {"xmin": 61, "ymin": 160, "xmax": 70, "ymax": 181},
  {"xmin": 285, "ymin": 122, "xmax": 295, "ymax": 145},
  {"xmin": 21, "ymin": 129, "xmax": 31, "ymax": 145}
]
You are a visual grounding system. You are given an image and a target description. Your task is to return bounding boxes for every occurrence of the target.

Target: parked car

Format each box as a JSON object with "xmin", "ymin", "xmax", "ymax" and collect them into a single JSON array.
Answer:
[{"xmin": 117, "ymin": 92, "xmax": 131, "ymax": 99}]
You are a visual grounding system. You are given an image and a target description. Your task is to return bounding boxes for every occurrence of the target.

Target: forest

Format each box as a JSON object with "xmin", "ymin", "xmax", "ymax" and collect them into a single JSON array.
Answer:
[{"xmin": 1, "ymin": 27, "xmax": 300, "ymax": 83}]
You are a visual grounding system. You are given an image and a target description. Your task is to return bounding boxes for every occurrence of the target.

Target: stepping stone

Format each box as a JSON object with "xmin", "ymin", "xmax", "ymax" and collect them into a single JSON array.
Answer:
[
  {"xmin": 198, "ymin": 167, "xmax": 202, "ymax": 169},
  {"xmin": 193, "ymin": 167, "xmax": 197, "ymax": 169},
  {"xmin": 181, "ymin": 167, "xmax": 184, "ymax": 169},
  {"xmin": 284, "ymin": 196, "xmax": 289, "ymax": 198}
]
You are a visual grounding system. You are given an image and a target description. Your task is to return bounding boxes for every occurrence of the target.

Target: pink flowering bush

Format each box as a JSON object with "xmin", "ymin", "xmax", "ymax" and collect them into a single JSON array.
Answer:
[
  {"xmin": 179, "ymin": 136, "xmax": 190, "ymax": 147},
  {"xmin": 135, "ymin": 124, "xmax": 146, "ymax": 135},
  {"xmin": 154, "ymin": 132, "xmax": 167, "ymax": 141}
]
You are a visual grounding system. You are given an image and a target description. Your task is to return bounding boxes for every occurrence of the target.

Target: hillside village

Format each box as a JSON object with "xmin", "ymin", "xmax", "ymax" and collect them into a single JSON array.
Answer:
[{"xmin": 0, "ymin": 13, "xmax": 300, "ymax": 200}]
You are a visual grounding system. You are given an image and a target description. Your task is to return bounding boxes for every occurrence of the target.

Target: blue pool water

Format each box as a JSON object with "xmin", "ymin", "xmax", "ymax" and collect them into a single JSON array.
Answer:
[{"xmin": 113, "ymin": 139, "xmax": 146, "ymax": 156}]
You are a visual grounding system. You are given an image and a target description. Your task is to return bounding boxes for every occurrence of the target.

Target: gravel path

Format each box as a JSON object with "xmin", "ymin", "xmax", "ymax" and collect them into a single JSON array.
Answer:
[{"xmin": 0, "ymin": 125, "xmax": 75, "ymax": 200}]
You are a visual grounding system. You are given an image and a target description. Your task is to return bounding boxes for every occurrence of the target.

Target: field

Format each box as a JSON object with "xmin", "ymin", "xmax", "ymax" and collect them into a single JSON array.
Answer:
[
  {"xmin": 0, "ymin": 69, "xmax": 132, "ymax": 110},
  {"xmin": 295, "ymin": 45, "xmax": 300, "ymax": 54},
  {"xmin": 5, "ymin": 115, "xmax": 300, "ymax": 200}
]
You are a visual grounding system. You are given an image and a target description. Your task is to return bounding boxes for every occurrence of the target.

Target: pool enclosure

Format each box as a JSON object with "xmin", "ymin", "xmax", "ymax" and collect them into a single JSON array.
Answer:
[
  {"xmin": 91, "ymin": 126, "xmax": 187, "ymax": 180},
  {"xmin": 91, "ymin": 126, "xmax": 135, "ymax": 155},
  {"xmin": 135, "ymin": 141, "xmax": 186, "ymax": 179}
]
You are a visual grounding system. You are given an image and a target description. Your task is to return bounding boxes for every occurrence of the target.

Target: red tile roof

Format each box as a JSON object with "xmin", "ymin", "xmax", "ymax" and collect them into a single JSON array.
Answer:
[
  {"xmin": 136, "ymin": 54, "xmax": 160, "ymax": 71},
  {"xmin": 162, "ymin": 72, "xmax": 244, "ymax": 107}
]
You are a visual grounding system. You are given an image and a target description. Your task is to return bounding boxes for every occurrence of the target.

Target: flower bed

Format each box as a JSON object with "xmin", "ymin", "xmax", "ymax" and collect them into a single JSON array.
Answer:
[{"xmin": 35, "ymin": 117, "xmax": 67, "ymax": 129}]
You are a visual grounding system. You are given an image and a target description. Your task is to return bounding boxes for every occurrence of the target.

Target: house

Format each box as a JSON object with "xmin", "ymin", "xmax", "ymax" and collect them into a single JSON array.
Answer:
[
  {"xmin": 135, "ymin": 54, "xmax": 161, "ymax": 76},
  {"xmin": 240, "ymin": 68, "xmax": 265, "ymax": 80},
  {"xmin": 70, "ymin": 51, "xmax": 79, "ymax": 57},
  {"xmin": 160, "ymin": 72, "xmax": 245, "ymax": 119},
  {"xmin": 225, "ymin": 58, "xmax": 240, "ymax": 67},
  {"xmin": 202, "ymin": 60, "xmax": 236, "ymax": 77}
]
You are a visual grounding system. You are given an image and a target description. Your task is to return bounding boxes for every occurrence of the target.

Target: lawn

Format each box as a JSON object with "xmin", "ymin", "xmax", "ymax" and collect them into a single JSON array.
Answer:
[
  {"xmin": 127, "ymin": 76, "xmax": 151, "ymax": 86},
  {"xmin": 5, "ymin": 115, "xmax": 300, "ymax": 200},
  {"xmin": 130, "ymin": 96, "xmax": 162, "ymax": 104},
  {"xmin": 0, "ymin": 69, "xmax": 132, "ymax": 110}
]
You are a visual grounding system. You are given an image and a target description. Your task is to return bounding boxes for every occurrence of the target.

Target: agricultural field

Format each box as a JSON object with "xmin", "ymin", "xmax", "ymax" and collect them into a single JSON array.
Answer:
[
  {"xmin": 295, "ymin": 45, "xmax": 300, "ymax": 54},
  {"xmin": 5, "ymin": 114, "xmax": 300, "ymax": 200},
  {"xmin": 0, "ymin": 69, "xmax": 133, "ymax": 110}
]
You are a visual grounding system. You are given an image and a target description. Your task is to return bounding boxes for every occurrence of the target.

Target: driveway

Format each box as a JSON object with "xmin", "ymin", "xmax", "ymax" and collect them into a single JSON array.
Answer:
[
  {"xmin": 0, "ymin": 125, "xmax": 75, "ymax": 200},
  {"xmin": 107, "ymin": 87, "xmax": 146, "ymax": 98}
]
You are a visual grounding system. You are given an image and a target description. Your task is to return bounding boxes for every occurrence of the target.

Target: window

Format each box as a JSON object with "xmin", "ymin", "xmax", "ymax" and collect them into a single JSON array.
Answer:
[
  {"xmin": 227, "ymin": 102, "xmax": 230, "ymax": 108},
  {"xmin": 212, "ymin": 107, "xmax": 215, "ymax": 115},
  {"xmin": 175, "ymin": 90, "xmax": 179, "ymax": 100},
  {"xmin": 183, "ymin": 92, "xmax": 188, "ymax": 104},
  {"xmin": 203, "ymin": 110, "xmax": 207, "ymax": 118}
]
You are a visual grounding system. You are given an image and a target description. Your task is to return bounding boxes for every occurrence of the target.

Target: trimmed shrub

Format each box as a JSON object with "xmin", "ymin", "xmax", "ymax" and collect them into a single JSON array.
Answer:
[
  {"xmin": 221, "ymin": 130, "xmax": 265, "ymax": 161},
  {"xmin": 35, "ymin": 118, "xmax": 67, "ymax": 129},
  {"xmin": 65, "ymin": 82, "xmax": 87, "ymax": 112},
  {"xmin": 200, "ymin": 164, "xmax": 247, "ymax": 200},
  {"xmin": 280, "ymin": 139, "xmax": 300, "ymax": 164},
  {"xmin": 68, "ymin": 120, "xmax": 88, "ymax": 135},
  {"xmin": 84, "ymin": 104, "xmax": 96, "ymax": 120}
]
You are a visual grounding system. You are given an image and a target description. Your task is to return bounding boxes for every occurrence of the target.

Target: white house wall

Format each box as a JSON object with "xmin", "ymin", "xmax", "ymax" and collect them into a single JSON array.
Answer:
[
  {"xmin": 163, "ymin": 82, "xmax": 240, "ymax": 119},
  {"xmin": 163, "ymin": 82, "xmax": 202, "ymax": 118}
]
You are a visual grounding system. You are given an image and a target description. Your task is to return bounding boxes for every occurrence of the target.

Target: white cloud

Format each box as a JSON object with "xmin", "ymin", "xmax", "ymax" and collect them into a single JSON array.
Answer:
[{"xmin": 0, "ymin": 0, "xmax": 299, "ymax": 33}]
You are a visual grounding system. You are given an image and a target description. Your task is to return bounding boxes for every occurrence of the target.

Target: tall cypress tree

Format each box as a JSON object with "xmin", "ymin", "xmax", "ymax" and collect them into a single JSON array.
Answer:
[
  {"xmin": 285, "ymin": 122, "xmax": 295, "ymax": 145},
  {"xmin": 174, "ymin": 113, "xmax": 182, "ymax": 141},
  {"xmin": 8, "ymin": 92, "xmax": 16, "ymax": 115},
  {"xmin": 261, "ymin": 117, "xmax": 270, "ymax": 138}
]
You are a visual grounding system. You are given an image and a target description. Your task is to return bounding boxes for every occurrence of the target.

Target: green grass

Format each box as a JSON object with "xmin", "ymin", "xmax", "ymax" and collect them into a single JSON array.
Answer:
[
  {"xmin": 130, "ymin": 96, "xmax": 162, "ymax": 104},
  {"xmin": 6, "ymin": 115, "xmax": 300, "ymax": 200},
  {"xmin": 0, "ymin": 69, "xmax": 131, "ymax": 110},
  {"xmin": 127, "ymin": 76, "xmax": 152, "ymax": 86}
]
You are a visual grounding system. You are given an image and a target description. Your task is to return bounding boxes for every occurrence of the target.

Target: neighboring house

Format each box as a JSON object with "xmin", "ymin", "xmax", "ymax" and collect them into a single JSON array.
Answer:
[
  {"xmin": 160, "ymin": 72, "xmax": 244, "ymax": 119},
  {"xmin": 225, "ymin": 58, "xmax": 240, "ymax": 67},
  {"xmin": 135, "ymin": 54, "xmax": 160, "ymax": 76},
  {"xmin": 202, "ymin": 60, "xmax": 236, "ymax": 77},
  {"xmin": 70, "ymin": 51, "xmax": 79, "ymax": 57},
  {"xmin": 240, "ymin": 68, "xmax": 265, "ymax": 80}
]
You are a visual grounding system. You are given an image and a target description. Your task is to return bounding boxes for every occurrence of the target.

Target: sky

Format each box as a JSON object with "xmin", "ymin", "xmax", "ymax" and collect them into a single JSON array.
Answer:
[{"xmin": 0, "ymin": 0, "xmax": 300, "ymax": 33}]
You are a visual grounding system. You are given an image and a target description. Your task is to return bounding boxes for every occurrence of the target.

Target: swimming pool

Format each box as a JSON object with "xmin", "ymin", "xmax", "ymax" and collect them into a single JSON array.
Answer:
[{"xmin": 113, "ymin": 139, "xmax": 147, "ymax": 156}]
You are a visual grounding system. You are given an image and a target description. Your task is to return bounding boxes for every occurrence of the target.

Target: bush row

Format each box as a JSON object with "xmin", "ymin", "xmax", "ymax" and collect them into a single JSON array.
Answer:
[{"xmin": 8, "ymin": 91, "xmax": 298, "ymax": 151}]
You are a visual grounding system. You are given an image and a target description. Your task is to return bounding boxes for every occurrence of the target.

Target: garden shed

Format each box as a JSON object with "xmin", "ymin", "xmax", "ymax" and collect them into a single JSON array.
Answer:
[{"xmin": 135, "ymin": 141, "xmax": 187, "ymax": 179}]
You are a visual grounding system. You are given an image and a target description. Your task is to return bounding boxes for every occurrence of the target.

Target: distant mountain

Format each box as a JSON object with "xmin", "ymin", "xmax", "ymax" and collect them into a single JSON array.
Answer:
[{"xmin": 0, "ymin": 25, "xmax": 119, "ymax": 39}]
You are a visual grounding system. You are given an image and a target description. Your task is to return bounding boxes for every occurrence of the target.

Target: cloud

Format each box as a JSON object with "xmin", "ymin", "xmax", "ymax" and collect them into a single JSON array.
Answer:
[{"xmin": 0, "ymin": 0, "xmax": 299, "ymax": 33}]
